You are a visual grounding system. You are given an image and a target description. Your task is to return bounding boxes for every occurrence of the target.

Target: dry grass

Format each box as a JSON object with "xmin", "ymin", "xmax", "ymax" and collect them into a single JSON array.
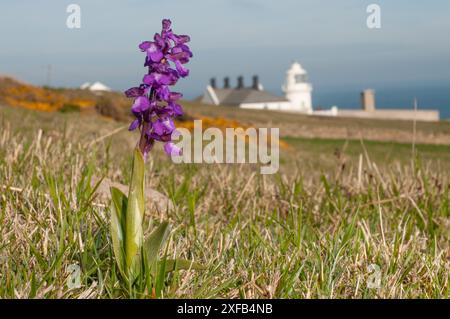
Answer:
[{"xmin": 0, "ymin": 105, "xmax": 448, "ymax": 298}]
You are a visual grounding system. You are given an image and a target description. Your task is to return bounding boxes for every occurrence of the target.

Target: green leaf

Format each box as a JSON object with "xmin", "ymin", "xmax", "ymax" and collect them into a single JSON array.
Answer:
[
  {"xmin": 124, "ymin": 148, "xmax": 146, "ymax": 276},
  {"xmin": 163, "ymin": 259, "xmax": 206, "ymax": 272},
  {"xmin": 144, "ymin": 221, "xmax": 171, "ymax": 268},
  {"xmin": 110, "ymin": 186, "xmax": 128, "ymax": 275},
  {"xmin": 155, "ymin": 253, "xmax": 168, "ymax": 298}
]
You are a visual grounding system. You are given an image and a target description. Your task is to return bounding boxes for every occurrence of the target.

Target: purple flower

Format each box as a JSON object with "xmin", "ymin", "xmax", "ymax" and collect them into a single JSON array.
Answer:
[
  {"xmin": 169, "ymin": 92, "xmax": 183, "ymax": 101},
  {"xmin": 162, "ymin": 19, "xmax": 171, "ymax": 31},
  {"xmin": 139, "ymin": 41, "xmax": 151, "ymax": 51},
  {"xmin": 131, "ymin": 96, "xmax": 151, "ymax": 113},
  {"xmin": 125, "ymin": 86, "xmax": 146, "ymax": 98},
  {"xmin": 169, "ymin": 102, "xmax": 183, "ymax": 116},
  {"xmin": 175, "ymin": 60, "xmax": 189, "ymax": 77},
  {"xmin": 156, "ymin": 86, "xmax": 170, "ymax": 101},
  {"xmin": 153, "ymin": 118, "xmax": 175, "ymax": 136},
  {"xmin": 164, "ymin": 142, "xmax": 182, "ymax": 156},
  {"xmin": 129, "ymin": 119, "xmax": 141, "ymax": 131},
  {"xmin": 146, "ymin": 42, "xmax": 164, "ymax": 62},
  {"xmin": 171, "ymin": 34, "xmax": 191, "ymax": 45},
  {"xmin": 143, "ymin": 71, "xmax": 178, "ymax": 87},
  {"xmin": 125, "ymin": 19, "xmax": 192, "ymax": 159}
]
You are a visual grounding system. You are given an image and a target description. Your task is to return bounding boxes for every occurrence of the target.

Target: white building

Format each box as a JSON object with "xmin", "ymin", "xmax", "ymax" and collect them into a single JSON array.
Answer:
[
  {"xmin": 200, "ymin": 75, "xmax": 291, "ymax": 111},
  {"xmin": 200, "ymin": 62, "xmax": 313, "ymax": 113},
  {"xmin": 80, "ymin": 81, "xmax": 112, "ymax": 92}
]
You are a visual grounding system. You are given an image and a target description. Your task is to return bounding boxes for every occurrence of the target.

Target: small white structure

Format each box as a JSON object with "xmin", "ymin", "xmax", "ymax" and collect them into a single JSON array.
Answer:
[
  {"xmin": 313, "ymin": 106, "xmax": 338, "ymax": 117},
  {"xmin": 80, "ymin": 81, "xmax": 112, "ymax": 92},
  {"xmin": 80, "ymin": 82, "xmax": 91, "ymax": 90},
  {"xmin": 282, "ymin": 62, "xmax": 313, "ymax": 114}
]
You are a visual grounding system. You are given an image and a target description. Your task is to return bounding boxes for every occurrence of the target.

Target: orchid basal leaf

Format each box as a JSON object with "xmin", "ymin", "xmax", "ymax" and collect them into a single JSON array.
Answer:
[
  {"xmin": 125, "ymin": 148, "xmax": 145, "ymax": 275},
  {"xmin": 144, "ymin": 221, "xmax": 170, "ymax": 268},
  {"xmin": 110, "ymin": 186, "xmax": 128, "ymax": 276}
]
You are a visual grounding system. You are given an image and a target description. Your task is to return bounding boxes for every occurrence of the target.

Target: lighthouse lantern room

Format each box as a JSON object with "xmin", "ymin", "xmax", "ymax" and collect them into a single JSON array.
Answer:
[{"xmin": 283, "ymin": 62, "xmax": 313, "ymax": 113}]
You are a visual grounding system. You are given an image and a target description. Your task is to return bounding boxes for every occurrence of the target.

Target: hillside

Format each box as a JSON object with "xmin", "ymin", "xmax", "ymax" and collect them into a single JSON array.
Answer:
[
  {"xmin": 2, "ymin": 76, "xmax": 450, "ymax": 146},
  {"xmin": 0, "ymin": 76, "xmax": 129, "ymax": 120}
]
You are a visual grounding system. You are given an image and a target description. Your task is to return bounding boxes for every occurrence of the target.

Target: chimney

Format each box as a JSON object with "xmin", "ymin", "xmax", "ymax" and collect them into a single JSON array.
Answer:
[
  {"xmin": 237, "ymin": 76, "xmax": 244, "ymax": 89},
  {"xmin": 252, "ymin": 75, "xmax": 260, "ymax": 90},
  {"xmin": 210, "ymin": 78, "xmax": 216, "ymax": 89},
  {"xmin": 361, "ymin": 89, "xmax": 376, "ymax": 111},
  {"xmin": 224, "ymin": 77, "xmax": 230, "ymax": 89}
]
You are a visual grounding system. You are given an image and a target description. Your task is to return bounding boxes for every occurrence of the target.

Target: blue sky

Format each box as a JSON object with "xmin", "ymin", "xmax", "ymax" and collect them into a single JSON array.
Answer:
[{"xmin": 1, "ymin": 0, "xmax": 450, "ymax": 102}]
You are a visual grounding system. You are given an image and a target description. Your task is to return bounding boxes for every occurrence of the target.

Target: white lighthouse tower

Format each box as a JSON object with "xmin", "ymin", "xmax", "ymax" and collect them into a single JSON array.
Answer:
[{"xmin": 282, "ymin": 62, "xmax": 313, "ymax": 113}]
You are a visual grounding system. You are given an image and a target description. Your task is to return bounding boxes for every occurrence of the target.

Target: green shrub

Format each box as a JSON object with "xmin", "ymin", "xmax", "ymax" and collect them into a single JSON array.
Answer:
[
  {"xmin": 59, "ymin": 103, "xmax": 81, "ymax": 113},
  {"xmin": 95, "ymin": 96, "xmax": 126, "ymax": 121}
]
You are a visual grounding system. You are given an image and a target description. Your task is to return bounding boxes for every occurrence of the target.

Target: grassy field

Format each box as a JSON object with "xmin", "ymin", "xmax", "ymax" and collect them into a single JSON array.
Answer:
[{"xmin": 0, "ymin": 104, "xmax": 449, "ymax": 298}]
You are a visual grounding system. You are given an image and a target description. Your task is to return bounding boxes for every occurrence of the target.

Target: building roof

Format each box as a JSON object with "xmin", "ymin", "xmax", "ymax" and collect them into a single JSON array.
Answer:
[
  {"xmin": 80, "ymin": 81, "xmax": 112, "ymax": 92},
  {"xmin": 209, "ymin": 87, "xmax": 288, "ymax": 106}
]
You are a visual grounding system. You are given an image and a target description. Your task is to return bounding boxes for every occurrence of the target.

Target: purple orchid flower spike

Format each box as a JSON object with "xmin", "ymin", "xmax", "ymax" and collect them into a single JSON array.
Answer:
[
  {"xmin": 124, "ymin": 19, "xmax": 192, "ymax": 159},
  {"xmin": 110, "ymin": 19, "xmax": 196, "ymax": 285}
]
